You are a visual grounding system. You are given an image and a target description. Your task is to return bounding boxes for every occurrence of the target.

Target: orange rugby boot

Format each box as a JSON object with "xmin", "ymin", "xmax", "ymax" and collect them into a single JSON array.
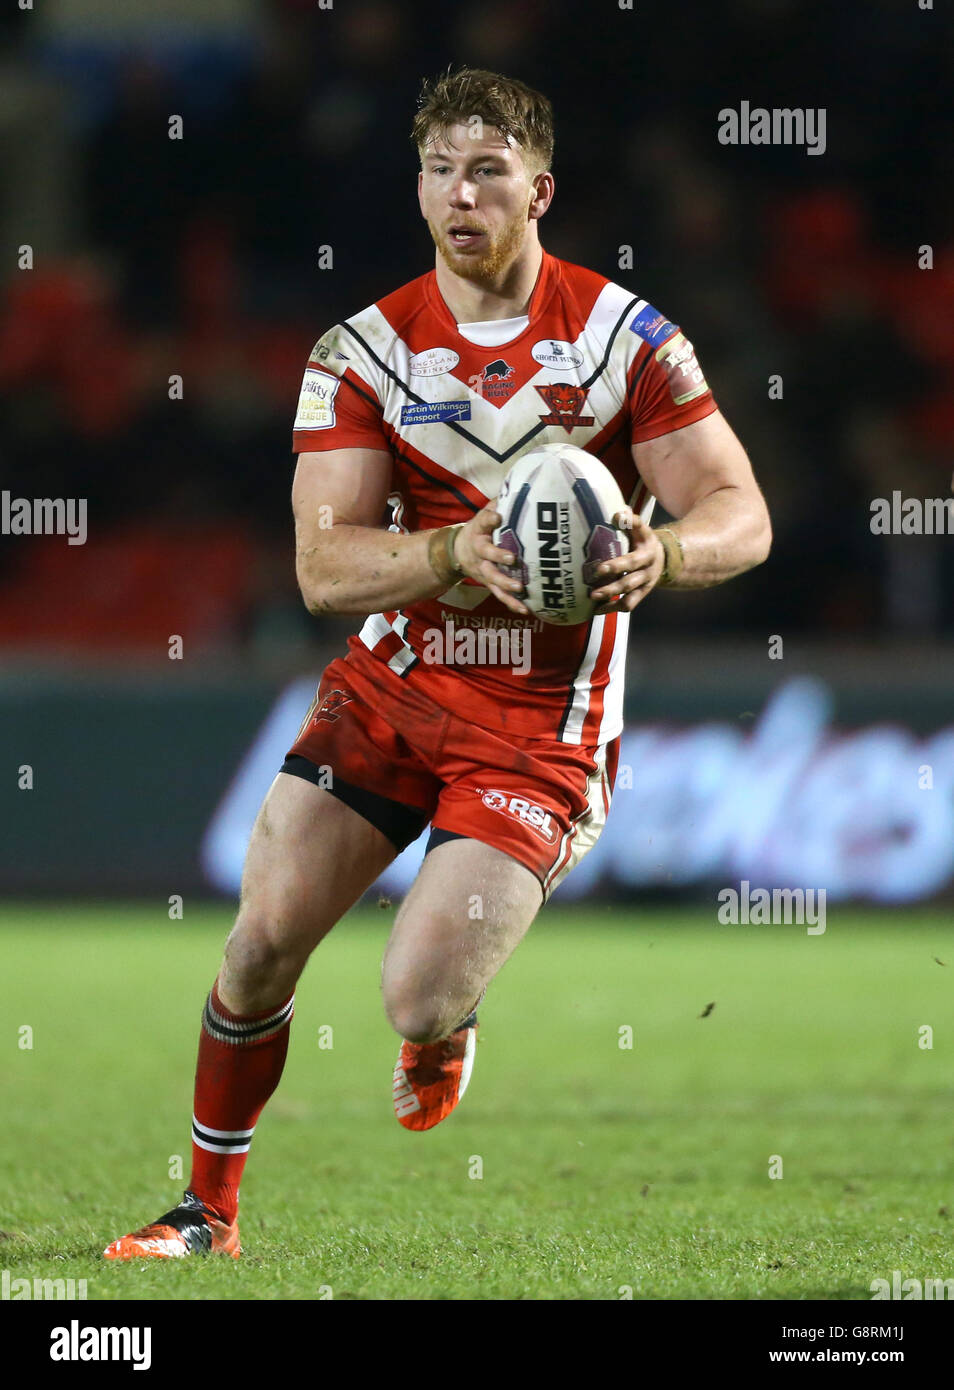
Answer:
[
  {"xmin": 392, "ymin": 1010, "xmax": 478, "ymax": 1132},
  {"xmin": 103, "ymin": 1190, "xmax": 240, "ymax": 1260}
]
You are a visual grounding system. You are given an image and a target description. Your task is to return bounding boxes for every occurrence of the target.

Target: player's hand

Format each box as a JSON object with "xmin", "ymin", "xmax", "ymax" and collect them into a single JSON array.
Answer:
[
  {"xmin": 454, "ymin": 503, "xmax": 531, "ymax": 616},
  {"xmin": 587, "ymin": 508, "xmax": 666, "ymax": 614}
]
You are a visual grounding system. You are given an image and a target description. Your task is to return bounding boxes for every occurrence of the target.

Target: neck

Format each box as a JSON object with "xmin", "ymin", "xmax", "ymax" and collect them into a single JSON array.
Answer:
[{"xmin": 435, "ymin": 237, "xmax": 544, "ymax": 323}]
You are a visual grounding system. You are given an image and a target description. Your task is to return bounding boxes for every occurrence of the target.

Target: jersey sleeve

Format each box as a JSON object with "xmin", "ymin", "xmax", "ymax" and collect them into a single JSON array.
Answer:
[
  {"xmin": 292, "ymin": 324, "xmax": 390, "ymax": 454},
  {"xmin": 626, "ymin": 303, "xmax": 718, "ymax": 445}
]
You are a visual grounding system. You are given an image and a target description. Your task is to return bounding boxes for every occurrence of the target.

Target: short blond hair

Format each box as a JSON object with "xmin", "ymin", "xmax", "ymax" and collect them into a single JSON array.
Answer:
[{"xmin": 412, "ymin": 65, "xmax": 554, "ymax": 174}]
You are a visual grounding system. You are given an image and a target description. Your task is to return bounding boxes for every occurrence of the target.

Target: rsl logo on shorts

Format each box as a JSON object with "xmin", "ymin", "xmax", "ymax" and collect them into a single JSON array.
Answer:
[{"xmin": 478, "ymin": 788, "xmax": 558, "ymax": 844}]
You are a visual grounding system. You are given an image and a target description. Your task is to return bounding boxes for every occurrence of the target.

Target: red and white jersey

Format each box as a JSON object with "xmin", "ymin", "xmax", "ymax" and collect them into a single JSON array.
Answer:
[{"xmin": 292, "ymin": 250, "xmax": 717, "ymax": 744}]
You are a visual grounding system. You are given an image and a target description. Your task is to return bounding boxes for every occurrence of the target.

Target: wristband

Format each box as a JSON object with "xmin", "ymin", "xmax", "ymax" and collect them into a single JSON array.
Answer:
[
  {"xmin": 655, "ymin": 527, "xmax": 685, "ymax": 586},
  {"xmin": 427, "ymin": 523, "xmax": 465, "ymax": 585},
  {"xmin": 447, "ymin": 522, "xmax": 464, "ymax": 576}
]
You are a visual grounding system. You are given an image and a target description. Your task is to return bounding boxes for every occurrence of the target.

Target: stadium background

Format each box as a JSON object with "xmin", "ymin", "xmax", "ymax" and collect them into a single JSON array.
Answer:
[{"xmin": 0, "ymin": 0, "xmax": 951, "ymax": 904}]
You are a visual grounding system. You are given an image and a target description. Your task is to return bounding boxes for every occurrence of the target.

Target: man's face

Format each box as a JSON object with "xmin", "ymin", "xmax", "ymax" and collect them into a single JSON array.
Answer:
[{"xmin": 418, "ymin": 124, "xmax": 545, "ymax": 285}]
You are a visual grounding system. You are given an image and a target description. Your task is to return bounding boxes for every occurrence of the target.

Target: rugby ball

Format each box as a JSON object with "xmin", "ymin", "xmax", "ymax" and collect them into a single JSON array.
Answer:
[{"xmin": 493, "ymin": 443, "xmax": 629, "ymax": 625}]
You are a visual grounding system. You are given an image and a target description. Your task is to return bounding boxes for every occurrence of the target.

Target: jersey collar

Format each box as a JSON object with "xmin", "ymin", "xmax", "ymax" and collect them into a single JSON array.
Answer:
[{"xmin": 426, "ymin": 249, "xmax": 560, "ymax": 348}]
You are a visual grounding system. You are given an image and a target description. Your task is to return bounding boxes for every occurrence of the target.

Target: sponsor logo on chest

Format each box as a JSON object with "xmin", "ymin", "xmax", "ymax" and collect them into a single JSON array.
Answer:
[
  {"xmin": 408, "ymin": 347, "xmax": 460, "ymax": 377},
  {"xmin": 469, "ymin": 358, "xmax": 517, "ymax": 400},
  {"xmin": 400, "ymin": 400, "xmax": 472, "ymax": 426},
  {"xmin": 532, "ymin": 339, "xmax": 584, "ymax": 369}
]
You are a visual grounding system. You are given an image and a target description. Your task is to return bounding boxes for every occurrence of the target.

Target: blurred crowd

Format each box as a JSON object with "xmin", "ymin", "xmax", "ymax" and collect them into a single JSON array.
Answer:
[{"xmin": 0, "ymin": 0, "xmax": 951, "ymax": 661}]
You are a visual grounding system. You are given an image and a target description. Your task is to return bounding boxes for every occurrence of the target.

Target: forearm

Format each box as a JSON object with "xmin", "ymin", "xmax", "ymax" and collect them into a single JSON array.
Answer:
[
  {"xmin": 656, "ymin": 485, "xmax": 771, "ymax": 589},
  {"xmin": 297, "ymin": 523, "xmax": 458, "ymax": 616}
]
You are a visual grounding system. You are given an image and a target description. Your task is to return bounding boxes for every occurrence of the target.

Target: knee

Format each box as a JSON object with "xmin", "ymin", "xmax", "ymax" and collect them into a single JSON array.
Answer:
[
  {"xmin": 382, "ymin": 983, "xmax": 455, "ymax": 1045},
  {"xmin": 223, "ymin": 913, "xmax": 304, "ymax": 995}
]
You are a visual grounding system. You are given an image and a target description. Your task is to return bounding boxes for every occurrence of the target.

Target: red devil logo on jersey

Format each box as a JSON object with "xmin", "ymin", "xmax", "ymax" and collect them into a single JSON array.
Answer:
[{"xmin": 536, "ymin": 382, "xmax": 594, "ymax": 433}]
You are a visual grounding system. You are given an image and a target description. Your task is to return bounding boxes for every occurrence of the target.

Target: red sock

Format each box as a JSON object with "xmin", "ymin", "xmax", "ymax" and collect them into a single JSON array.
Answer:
[{"xmin": 187, "ymin": 980, "xmax": 294, "ymax": 1224}]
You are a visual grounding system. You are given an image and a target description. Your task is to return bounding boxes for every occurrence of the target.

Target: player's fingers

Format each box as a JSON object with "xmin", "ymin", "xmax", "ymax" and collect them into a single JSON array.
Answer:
[
  {"xmin": 589, "ymin": 547, "xmax": 651, "ymax": 578},
  {"xmin": 592, "ymin": 561, "xmax": 659, "ymax": 610},
  {"xmin": 618, "ymin": 585, "xmax": 655, "ymax": 612},
  {"xmin": 621, "ymin": 571, "xmax": 658, "ymax": 606},
  {"xmin": 587, "ymin": 546, "xmax": 656, "ymax": 597},
  {"xmin": 475, "ymin": 535, "xmax": 522, "ymax": 569},
  {"xmin": 595, "ymin": 581, "xmax": 654, "ymax": 615},
  {"xmin": 478, "ymin": 556, "xmax": 527, "ymax": 596},
  {"xmin": 469, "ymin": 507, "xmax": 518, "ymax": 566},
  {"xmin": 472, "ymin": 505, "xmax": 502, "ymax": 533},
  {"xmin": 612, "ymin": 507, "xmax": 635, "ymax": 538},
  {"xmin": 485, "ymin": 580, "xmax": 531, "ymax": 616}
]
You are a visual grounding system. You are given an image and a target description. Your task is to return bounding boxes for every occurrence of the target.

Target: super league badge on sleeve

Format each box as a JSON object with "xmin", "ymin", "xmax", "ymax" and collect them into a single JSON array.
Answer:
[{"xmin": 294, "ymin": 369, "xmax": 340, "ymax": 431}]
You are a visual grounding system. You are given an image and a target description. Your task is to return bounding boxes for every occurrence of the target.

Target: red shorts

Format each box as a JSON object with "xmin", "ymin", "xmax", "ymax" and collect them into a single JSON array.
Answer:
[{"xmin": 283, "ymin": 644, "xmax": 619, "ymax": 898}]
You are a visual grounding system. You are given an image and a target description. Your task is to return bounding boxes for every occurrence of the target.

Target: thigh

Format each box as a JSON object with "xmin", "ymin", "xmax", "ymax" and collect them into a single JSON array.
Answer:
[
  {"xmin": 220, "ymin": 772, "xmax": 397, "ymax": 1005},
  {"xmin": 232, "ymin": 657, "xmax": 441, "ymax": 957},
  {"xmin": 381, "ymin": 836, "xmax": 543, "ymax": 1022},
  {"xmin": 239, "ymin": 770, "xmax": 396, "ymax": 936}
]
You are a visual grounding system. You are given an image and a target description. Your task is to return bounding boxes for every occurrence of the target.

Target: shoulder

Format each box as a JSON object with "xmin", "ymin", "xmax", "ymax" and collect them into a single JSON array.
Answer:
[
  {"xmin": 375, "ymin": 269, "xmax": 434, "ymax": 332},
  {"xmin": 305, "ymin": 269, "xmax": 435, "ymax": 382},
  {"xmin": 549, "ymin": 254, "xmax": 651, "ymax": 348}
]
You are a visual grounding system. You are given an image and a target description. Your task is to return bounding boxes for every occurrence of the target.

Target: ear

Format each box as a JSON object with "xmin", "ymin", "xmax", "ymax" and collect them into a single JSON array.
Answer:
[
  {"xmin": 529, "ymin": 171, "xmax": 555, "ymax": 222},
  {"xmin": 417, "ymin": 169, "xmax": 426, "ymax": 218}
]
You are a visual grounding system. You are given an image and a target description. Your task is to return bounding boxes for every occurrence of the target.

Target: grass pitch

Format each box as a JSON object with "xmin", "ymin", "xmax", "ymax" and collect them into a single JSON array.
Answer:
[{"xmin": 0, "ymin": 901, "xmax": 951, "ymax": 1300}]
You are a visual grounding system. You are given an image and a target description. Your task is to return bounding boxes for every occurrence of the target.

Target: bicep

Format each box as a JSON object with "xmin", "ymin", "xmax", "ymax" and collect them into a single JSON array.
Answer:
[
  {"xmin": 632, "ymin": 409, "xmax": 760, "ymax": 518},
  {"xmin": 292, "ymin": 448, "xmax": 393, "ymax": 543}
]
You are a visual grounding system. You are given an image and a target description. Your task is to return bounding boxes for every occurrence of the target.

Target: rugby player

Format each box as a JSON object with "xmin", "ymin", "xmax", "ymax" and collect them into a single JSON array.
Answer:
[{"xmin": 105, "ymin": 67, "xmax": 771, "ymax": 1259}]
